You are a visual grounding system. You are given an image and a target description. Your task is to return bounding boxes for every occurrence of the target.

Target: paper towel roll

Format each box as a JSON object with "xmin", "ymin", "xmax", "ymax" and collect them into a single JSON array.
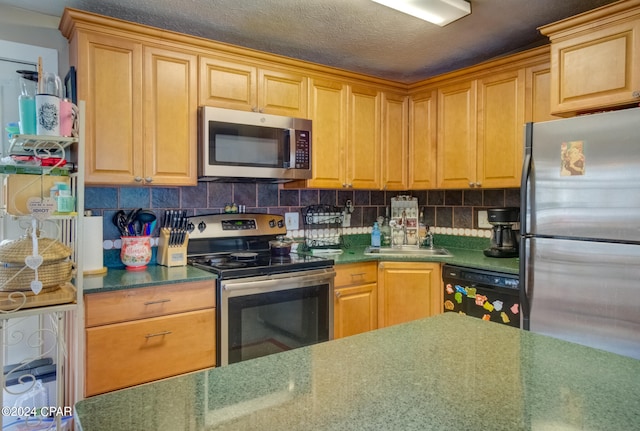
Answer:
[{"xmin": 83, "ymin": 216, "xmax": 107, "ymax": 275}]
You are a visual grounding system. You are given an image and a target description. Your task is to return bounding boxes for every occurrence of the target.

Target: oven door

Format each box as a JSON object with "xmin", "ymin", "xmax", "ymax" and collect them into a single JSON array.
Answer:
[{"xmin": 219, "ymin": 268, "xmax": 335, "ymax": 366}]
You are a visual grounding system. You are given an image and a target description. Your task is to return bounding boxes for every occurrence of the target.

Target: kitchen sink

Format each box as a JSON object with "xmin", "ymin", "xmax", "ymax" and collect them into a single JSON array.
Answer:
[{"xmin": 364, "ymin": 246, "xmax": 453, "ymax": 257}]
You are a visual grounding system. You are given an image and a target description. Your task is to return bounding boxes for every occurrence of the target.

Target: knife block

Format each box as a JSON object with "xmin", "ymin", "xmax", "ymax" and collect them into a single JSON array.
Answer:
[{"xmin": 157, "ymin": 228, "xmax": 189, "ymax": 267}]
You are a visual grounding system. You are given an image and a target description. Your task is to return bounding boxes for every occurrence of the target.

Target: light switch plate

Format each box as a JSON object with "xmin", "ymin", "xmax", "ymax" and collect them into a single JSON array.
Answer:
[
  {"xmin": 285, "ymin": 212, "xmax": 299, "ymax": 230},
  {"xmin": 477, "ymin": 210, "xmax": 491, "ymax": 229}
]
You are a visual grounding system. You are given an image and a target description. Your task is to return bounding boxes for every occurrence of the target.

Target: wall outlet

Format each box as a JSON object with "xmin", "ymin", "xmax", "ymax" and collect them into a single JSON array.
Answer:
[
  {"xmin": 285, "ymin": 212, "xmax": 299, "ymax": 230},
  {"xmin": 477, "ymin": 210, "xmax": 491, "ymax": 229}
]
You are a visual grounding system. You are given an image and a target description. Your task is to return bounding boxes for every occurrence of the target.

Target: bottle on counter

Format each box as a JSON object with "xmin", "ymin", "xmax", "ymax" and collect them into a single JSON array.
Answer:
[
  {"xmin": 419, "ymin": 209, "xmax": 428, "ymax": 247},
  {"xmin": 380, "ymin": 216, "xmax": 391, "ymax": 247},
  {"xmin": 371, "ymin": 221, "xmax": 381, "ymax": 248}
]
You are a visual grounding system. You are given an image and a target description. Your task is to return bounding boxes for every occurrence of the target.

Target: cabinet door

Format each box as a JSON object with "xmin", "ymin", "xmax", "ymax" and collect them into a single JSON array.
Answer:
[
  {"xmin": 75, "ymin": 31, "xmax": 143, "ymax": 184},
  {"xmin": 258, "ymin": 68, "xmax": 308, "ymax": 118},
  {"xmin": 381, "ymin": 91, "xmax": 408, "ymax": 190},
  {"xmin": 408, "ymin": 89, "xmax": 437, "ymax": 189},
  {"xmin": 143, "ymin": 46, "xmax": 198, "ymax": 185},
  {"xmin": 377, "ymin": 261, "xmax": 442, "ymax": 328},
  {"xmin": 476, "ymin": 70, "xmax": 525, "ymax": 188},
  {"xmin": 199, "ymin": 55, "xmax": 257, "ymax": 111},
  {"xmin": 306, "ymin": 78, "xmax": 347, "ymax": 188},
  {"xmin": 525, "ymin": 63, "xmax": 558, "ymax": 123},
  {"xmin": 334, "ymin": 283, "xmax": 377, "ymax": 339},
  {"xmin": 347, "ymin": 85, "xmax": 381, "ymax": 189},
  {"xmin": 436, "ymin": 81, "xmax": 476, "ymax": 189},
  {"xmin": 547, "ymin": 19, "xmax": 640, "ymax": 115}
]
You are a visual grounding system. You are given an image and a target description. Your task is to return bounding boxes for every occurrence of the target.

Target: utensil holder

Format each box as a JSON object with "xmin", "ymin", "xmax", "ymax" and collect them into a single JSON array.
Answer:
[{"xmin": 157, "ymin": 228, "xmax": 189, "ymax": 267}]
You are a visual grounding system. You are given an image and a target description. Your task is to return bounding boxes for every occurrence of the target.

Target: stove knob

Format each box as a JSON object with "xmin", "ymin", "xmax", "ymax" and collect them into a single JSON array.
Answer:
[
  {"xmin": 187, "ymin": 222, "xmax": 195, "ymax": 233},
  {"xmin": 269, "ymin": 219, "xmax": 276, "ymax": 228},
  {"xmin": 277, "ymin": 219, "xmax": 284, "ymax": 228},
  {"xmin": 198, "ymin": 221, "xmax": 206, "ymax": 232}
]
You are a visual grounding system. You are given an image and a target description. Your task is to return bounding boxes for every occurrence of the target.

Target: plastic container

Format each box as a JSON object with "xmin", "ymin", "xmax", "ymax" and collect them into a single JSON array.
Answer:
[{"xmin": 371, "ymin": 222, "xmax": 381, "ymax": 248}]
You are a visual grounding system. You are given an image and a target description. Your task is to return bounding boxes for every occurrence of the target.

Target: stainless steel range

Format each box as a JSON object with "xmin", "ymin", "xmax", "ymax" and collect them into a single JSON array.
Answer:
[{"xmin": 187, "ymin": 213, "xmax": 335, "ymax": 366}]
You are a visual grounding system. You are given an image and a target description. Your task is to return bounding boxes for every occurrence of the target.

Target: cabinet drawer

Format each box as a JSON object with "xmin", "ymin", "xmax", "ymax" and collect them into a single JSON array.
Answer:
[
  {"xmin": 85, "ymin": 280, "xmax": 215, "ymax": 327},
  {"xmin": 334, "ymin": 262, "xmax": 377, "ymax": 287},
  {"xmin": 85, "ymin": 308, "xmax": 215, "ymax": 396}
]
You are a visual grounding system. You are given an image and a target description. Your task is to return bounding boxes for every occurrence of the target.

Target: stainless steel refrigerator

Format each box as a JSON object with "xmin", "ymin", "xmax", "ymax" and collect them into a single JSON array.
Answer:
[{"xmin": 520, "ymin": 107, "xmax": 640, "ymax": 360}]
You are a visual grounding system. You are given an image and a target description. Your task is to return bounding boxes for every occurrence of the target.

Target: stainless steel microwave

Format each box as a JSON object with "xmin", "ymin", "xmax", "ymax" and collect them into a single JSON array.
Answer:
[{"xmin": 198, "ymin": 106, "xmax": 312, "ymax": 182}]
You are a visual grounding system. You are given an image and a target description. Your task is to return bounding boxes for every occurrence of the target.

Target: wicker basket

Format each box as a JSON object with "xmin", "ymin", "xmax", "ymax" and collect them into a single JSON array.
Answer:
[{"xmin": 0, "ymin": 237, "xmax": 73, "ymax": 293}]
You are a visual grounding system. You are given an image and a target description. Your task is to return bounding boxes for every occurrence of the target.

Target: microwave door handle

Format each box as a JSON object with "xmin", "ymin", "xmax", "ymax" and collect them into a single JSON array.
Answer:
[{"xmin": 284, "ymin": 128, "xmax": 293, "ymax": 169}]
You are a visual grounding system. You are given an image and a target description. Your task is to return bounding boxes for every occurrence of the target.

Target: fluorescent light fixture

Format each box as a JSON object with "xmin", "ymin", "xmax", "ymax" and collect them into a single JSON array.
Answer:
[{"xmin": 371, "ymin": 0, "xmax": 471, "ymax": 26}]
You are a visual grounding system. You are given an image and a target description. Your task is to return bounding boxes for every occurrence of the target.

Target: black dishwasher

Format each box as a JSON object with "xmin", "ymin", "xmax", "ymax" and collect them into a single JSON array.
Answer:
[{"xmin": 442, "ymin": 264, "xmax": 520, "ymax": 328}]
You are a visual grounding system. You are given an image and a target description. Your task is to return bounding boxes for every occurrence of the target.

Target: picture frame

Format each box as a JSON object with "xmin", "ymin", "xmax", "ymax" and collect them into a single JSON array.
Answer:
[{"xmin": 64, "ymin": 66, "xmax": 76, "ymax": 104}]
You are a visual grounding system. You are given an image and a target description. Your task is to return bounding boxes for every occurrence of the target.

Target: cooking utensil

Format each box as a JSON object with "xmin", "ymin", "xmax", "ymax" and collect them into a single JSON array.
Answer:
[
  {"xmin": 269, "ymin": 236, "xmax": 294, "ymax": 257},
  {"xmin": 112, "ymin": 210, "xmax": 129, "ymax": 236}
]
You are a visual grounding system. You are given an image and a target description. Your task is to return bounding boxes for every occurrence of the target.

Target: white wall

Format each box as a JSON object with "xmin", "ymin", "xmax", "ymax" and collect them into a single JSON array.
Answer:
[{"xmin": 0, "ymin": 4, "xmax": 69, "ymax": 76}]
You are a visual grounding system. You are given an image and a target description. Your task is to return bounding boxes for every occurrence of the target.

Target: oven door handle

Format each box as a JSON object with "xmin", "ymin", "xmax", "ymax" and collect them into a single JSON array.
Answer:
[{"xmin": 222, "ymin": 269, "xmax": 336, "ymax": 293}]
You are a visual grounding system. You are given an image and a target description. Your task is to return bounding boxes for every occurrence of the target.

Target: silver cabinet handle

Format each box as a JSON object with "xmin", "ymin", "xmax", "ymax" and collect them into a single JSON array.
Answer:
[
  {"xmin": 134, "ymin": 176, "xmax": 143, "ymax": 183},
  {"xmin": 145, "ymin": 330, "xmax": 172, "ymax": 339},
  {"xmin": 469, "ymin": 182, "xmax": 475, "ymax": 187},
  {"xmin": 476, "ymin": 182, "xmax": 482, "ymax": 187},
  {"xmin": 335, "ymin": 291, "xmax": 342, "ymax": 298},
  {"xmin": 632, "ymin": 91, "xmax": 640, "ymax": 98},
  {"xmin": 144, "ymin": 299, "xmax": 171, "ymax": 306},
  {"xmin": 145, "ymin": 177, "xmax": 153, "ymax": 183},
  {"xmin": 350, "ymin": 272, "xmax": 366, "ymax": 278}
]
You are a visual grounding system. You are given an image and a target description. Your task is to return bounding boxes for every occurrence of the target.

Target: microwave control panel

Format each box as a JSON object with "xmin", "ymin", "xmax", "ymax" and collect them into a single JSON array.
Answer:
[{"xmin": 295, "ymin": 131, "xmax": 310, "ymax": 169}]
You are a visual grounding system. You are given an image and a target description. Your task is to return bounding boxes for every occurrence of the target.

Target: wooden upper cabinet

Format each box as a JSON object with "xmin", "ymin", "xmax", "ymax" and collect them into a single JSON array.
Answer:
[
  {"xmin": 199, "ymin": 55, "xmax": 256, "ymax": 111},
  {"xmin": 306, "ymin": 78, "xmax": 347, "ymax": 189},
  {"xmin": 408, "ymin": 89, "xmax": 437, "ymax": 189},
  {"xmin": 381, "ymin": 91, "xmax": 409, "ymax": 190},
  {"xmin": 476, "ymin": 69, "xmax": 525, "ymax": 189},
  {"xmin": 258, "ymin": 68, "xmax": 308, "ymax": 117},
  {"xmin": 436, "ymin": 70, "xmax": 524, "ymax": 189},
  {"xmin": 199, "ymin": 55, "xmax": 308, "ymax": 118},
  {"xmin": 143, "ymin": 47, "xmax": 198, "ymax": 186},
  {"xmin": 525, "ymin": 63, "xmax": 559, "ymax": 123},
  {"xmin": 61, "ymin": 10, "xmax": 198, "ymax": 186},
  {"xmin": 72, "ymin": 32, "xmax": 143, "ymax": 185},
  {"xmin": 347, "ymin": 85, "xmax": 381, "ymax": 189},
  {"xmin": 540, "ymin": 1, "xmax": 640, "ymax": 116},
  {"xmin": 436, "ymin": 80, "xmax": 477, "ymax": 189}
]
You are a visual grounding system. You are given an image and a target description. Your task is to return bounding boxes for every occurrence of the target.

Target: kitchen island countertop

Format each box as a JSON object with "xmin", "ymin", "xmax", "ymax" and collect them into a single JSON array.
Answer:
[{"xmin": 74, "ymin": 313, "xmax": 640, "ymax": 430}]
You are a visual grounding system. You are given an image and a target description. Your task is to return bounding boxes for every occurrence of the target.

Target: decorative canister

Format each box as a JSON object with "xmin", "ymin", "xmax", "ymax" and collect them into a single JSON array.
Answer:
[{"xmin": 120, "ymin": 236, "xmax": 151, "ymax": 270}]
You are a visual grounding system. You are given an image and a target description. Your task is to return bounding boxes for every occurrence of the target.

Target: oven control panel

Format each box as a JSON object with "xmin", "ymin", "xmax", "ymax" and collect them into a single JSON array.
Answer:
[
  {"xmin": 188, "ymin": 213, "xmax": 287, "ymax": 239},
  {"xmin": 222, "ymin": 219, "xmax": 257, "ymax": 230}
]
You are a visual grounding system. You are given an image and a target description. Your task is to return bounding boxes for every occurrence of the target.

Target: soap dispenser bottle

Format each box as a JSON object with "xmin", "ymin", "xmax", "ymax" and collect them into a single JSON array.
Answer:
[{"xmin": 371, "ymin": 222, "xmax": 381, "ymax": 248}]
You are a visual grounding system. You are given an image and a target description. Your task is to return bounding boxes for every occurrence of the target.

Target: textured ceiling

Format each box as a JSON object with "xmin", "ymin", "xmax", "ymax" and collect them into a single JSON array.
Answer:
[{"xmin": 0, "ymin": 0, "xmax": 620, "ymax": 83}]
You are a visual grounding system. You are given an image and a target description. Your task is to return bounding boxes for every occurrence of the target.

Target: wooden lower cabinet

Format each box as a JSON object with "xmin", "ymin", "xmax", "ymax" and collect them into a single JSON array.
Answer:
[
  {"xmin": 377, "ymin": 261, "xmax": 442, "ymax": 328},
  {"xmin": 86, "ymin": 309, "xmax": 215, "ymax": 396},
  {"xmin": 333, "ymin": 262, "xmax": 378, "ymax": 339},
  {"xmin": 84, "ymin": 280, "xmax": 216, "ymax": 396}
]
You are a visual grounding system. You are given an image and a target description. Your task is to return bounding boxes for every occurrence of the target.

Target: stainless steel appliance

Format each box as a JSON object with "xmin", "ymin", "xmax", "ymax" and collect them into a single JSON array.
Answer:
[
  {"xmin": 484, "ymin": 207, "xmax": 519, "ymax": 258},
  {"xmin": 187, "ymin": 213, "xmax": 334, "ymax": 366},
  {"xmin": 520, "ymin": 107, "xmax": 640, "ymax": 360},
  {"xmin": 442, "ymin": 265, "xmax": 520, "ymax": 328},
  {"xmin": 198, "ymin": 106, "xmax": 312, "ymax": 182}
]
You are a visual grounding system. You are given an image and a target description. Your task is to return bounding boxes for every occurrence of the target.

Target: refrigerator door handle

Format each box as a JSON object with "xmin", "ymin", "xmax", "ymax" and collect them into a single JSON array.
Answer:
[
  {"xmin": 520, "ymin": 122, "xmax": 533, "ymax": 331},
  {"xmin": 520, "ymin": 235, "xmax": 531, "ymax": 331}
]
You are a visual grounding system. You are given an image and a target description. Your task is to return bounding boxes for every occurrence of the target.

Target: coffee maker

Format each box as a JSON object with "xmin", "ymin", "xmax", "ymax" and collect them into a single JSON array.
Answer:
[{"xmin": 484, "ymin": 207, "xmax": 519, "ymax": 258}]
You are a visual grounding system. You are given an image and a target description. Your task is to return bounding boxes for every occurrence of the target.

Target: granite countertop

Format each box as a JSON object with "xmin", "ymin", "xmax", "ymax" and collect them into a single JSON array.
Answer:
[
  {"xmin": 82, "ymin": 265, "xmax": 216, "ymax": 294},
  {"xmin": 74, "ymin": 313, "xmax": 640, "ymax": 430},
  {"xmin": 83, "ymin": 235, "xmax": 517, "ymax": 294}
]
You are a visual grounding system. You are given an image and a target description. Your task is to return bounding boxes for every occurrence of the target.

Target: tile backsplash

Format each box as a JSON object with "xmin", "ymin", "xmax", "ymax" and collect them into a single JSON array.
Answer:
[{"xmin": 86, "ymin": 183, "xmax": 520, "ymax": 241}]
